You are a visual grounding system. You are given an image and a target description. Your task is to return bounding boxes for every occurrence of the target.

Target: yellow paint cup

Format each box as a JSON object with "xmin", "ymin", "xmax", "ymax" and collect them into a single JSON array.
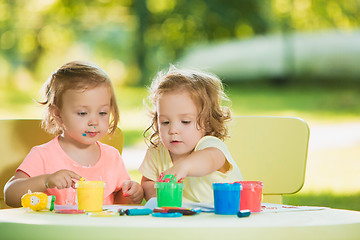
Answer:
[{"xmin": 76, "ymin": 181, "xmax": 105, "ymax": 212}]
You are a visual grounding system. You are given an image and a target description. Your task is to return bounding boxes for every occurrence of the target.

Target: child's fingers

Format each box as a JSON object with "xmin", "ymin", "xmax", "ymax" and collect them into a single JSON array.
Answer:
[
  {"xmin": 125, "ymin": 188, "xmax": 142, "ymax": 202},
  {"xmin": 67, "ymin": 176, "xmax": 74, "ymax": 187},
  {"xmin": 127, "ymin": 182, "xmax": 144, "ymax": 202},
  {"xmin": 55, "ymin": 178, "xmax": 68, "ymax": 189},
  {"xmin": 65, "ymin": 171, "xmax": 82, "ymax": 188},
  {"xmin": 122, "ymin": 180, "xmax": 131, "ymax": 194},
  {"xmin": 131, "ymin": 193, "xmax": 144, "ymax": 204},
  {"xmin": 67, "ymin": 170, "xmax": 82, "ymax": 180}
]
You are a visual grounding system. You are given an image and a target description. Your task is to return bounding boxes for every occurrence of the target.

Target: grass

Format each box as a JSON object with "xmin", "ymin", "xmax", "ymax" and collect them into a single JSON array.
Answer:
[
  {"xmin": 226, "ymin": 83, "xmax": 360, "ymax": 122},
  {"xmin": 1, "ymin": 82, "xmax": 360, "ymax": 211},
  {"xmin": 284, "ymin": 192, "xmax": 360, "ymax": 211}
]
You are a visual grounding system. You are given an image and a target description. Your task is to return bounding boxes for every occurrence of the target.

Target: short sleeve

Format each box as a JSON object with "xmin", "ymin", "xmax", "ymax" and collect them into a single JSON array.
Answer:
[
  {"xmin": 138, "ymin": 145, "xmax": 173, "ymax": 181},
  {"xmin": 194, "ymin": 136, "xmax": 235, "ymax": 174},
  {"xmin": 138, "ymin": 149, "xmax": 160, "ymax": 181},
  {"xmin": 17, "ymin": 147, "xmax": 46, "ymax": 177}
]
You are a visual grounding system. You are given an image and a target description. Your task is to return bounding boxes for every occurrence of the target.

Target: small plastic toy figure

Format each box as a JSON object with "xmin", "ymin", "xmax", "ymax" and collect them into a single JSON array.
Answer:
[{"xmin": 21, "ymin": 190, "xmax": 55, "ymax": 211}]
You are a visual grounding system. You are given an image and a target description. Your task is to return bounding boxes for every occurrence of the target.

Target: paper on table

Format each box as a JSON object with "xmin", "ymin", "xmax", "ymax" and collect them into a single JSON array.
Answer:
[
  {"xmin": 183, "ymin": 202, "xmax": 214, "ymax": 212},
  {"xmin": 103, "ymin": 205, "xmax": 141, "ymax": 212},
  {"xmin": 260, "ymin": 203, "xmax": 328, "ymax": 213},
  {"xmin": 54, "ymin": 204, "xmax": 140, "ymax": 212},
  {"xmin": 143, "ymin": 198, "xmax": 327, "ymax": 213},
  {"xmin": 54, "ymin": 201, "xmax": 327, "ymax": 214}
]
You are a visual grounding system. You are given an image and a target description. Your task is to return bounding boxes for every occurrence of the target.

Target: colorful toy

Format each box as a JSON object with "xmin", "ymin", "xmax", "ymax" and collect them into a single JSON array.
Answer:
[
  {"xmin": 155, "ymin": 174, "xmax": 184, "ymax": 208},
  {"xmin": 21, "ymin": 190, "xmax": 56, "ymax": 211},
  {"xmin": 213, "ymin": 182, "xmax": 242, "ymax": 215},
  {"xmin": 236, "ymin": 181, "xmax": 263, "ymax": 212},
  {"xmin": 76, "ymin": 180, "xmax": 105, "ymax": 212},
  {"xmin": 153, "ymin": 207, "xmax": 200, "ymax": 215}
]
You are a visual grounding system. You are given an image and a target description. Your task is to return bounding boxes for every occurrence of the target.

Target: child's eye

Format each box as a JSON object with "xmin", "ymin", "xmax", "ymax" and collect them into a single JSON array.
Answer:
[
  {"xmin": 160, "ymin": 121, "xmax": 169, "ymax": 125},
  {"xmin": 182, "ymin": 120, "xmax": 191, "ymax": 124},
  {"xmin": 78, "ymin": 112, "xmax": 87, "ymax": 116},
  {"xmin": 99, "ymin": 111, "xmax": 108, "ymax": 116}
]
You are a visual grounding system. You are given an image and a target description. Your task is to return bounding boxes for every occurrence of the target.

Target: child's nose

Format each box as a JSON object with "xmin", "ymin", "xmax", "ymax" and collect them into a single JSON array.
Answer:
[
  {"xmin": 88, "ymin": 121, "xmax": 98, "ymax": 127},
  {"xmin": 168, "ymin": 124, "xmax": 179, "ymax": 134},
  {"xmin": 88, "ymin": 116, "xmax": 99, "ymax": 127}
]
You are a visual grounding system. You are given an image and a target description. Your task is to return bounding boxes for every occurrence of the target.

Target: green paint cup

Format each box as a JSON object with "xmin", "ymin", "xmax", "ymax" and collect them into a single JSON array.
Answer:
[{"xmin": 155, "ymin": 182, "xmax": 184, "ymax": 207}]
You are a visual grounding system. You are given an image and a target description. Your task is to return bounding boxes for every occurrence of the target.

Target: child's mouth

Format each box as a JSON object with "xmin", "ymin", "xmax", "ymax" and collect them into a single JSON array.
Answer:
[{"xmin": 85, "ymin": 131, "xmax": 99, "ymax": 137}]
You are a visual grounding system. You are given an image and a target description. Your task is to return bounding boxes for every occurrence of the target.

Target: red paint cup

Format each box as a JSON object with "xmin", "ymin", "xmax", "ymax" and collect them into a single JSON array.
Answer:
[{"xmin": 236, "ymin": 181, "xmax": 263, "ymax": 212}]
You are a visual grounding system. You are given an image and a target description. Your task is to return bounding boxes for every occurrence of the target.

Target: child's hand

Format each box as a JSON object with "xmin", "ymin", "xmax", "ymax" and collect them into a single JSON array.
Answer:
[
  {"xmin": 45, "ymin": 170, "xmax": 82, "ymax": 189},
  {"xmin": 122, "ymin": 180, "xmax": 144, "ymax": 204},
  {"xmin": 163, "ymin": 161, "xmax": 190, "ymax": 182}
]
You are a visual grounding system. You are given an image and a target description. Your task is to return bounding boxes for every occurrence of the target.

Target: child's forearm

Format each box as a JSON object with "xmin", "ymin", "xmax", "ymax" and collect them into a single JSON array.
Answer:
[
  {"xmin": 172, "ymin": 147, "xmax": 226, "ymax": 178},
  {"xmin": 4, "ymin": 175, "xmax": 49, "ymax": 208},
  {"xmin": 141, "ymin": 177, "xmax": 156, "ymax": 201}
]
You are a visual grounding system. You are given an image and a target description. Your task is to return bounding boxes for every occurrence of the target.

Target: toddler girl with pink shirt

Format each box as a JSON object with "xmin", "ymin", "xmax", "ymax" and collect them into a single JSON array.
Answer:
[{"xmin": 4, "ymin": 61, "xmax": 143, "ymax": 207}]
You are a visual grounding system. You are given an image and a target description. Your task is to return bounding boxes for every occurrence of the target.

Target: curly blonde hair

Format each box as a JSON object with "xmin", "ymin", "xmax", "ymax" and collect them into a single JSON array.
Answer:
[
  {"xmin": 144, "ymin": 66, "xmax": 231, "ymax": 147},
  {"xmin": 38, "ymin": 61, "xmax": 119, "ymax": 135}
]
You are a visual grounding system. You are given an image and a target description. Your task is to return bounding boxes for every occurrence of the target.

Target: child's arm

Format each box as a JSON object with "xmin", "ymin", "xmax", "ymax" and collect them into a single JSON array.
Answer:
[
  {"xmin": 141, "ymin": 176, "xmax": 156, "ymax": 201},
  {"xmin": 114, "ymin": 180, "xmax": 144, "ymax": 204},
  {"xmin": 164, "ymin": 147, "xmax": 227, "ymax": 180},
  {"xmin": 4, "ymin": 169, "xmax": 81, "ymax": 208}
]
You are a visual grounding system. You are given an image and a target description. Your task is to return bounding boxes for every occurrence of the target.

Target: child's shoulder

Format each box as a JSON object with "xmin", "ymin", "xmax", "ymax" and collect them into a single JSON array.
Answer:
[
  {"xmin": 97, "ymin": 141, "xmax": 120, "ymax": 154},
  {"xmin": 147, "ymin": 142, "xmax": 167, "ymax": 150},
  {"xmin": 32, "ymin": 136, "xmax": 59, "ymax": 150},
  {"xmin": 195, "ymin": 135, "xmax": 225, "ymax": 150},
  {"xmin": 198, "ymin": 135, "xmax": 223, "ymax": 144}
]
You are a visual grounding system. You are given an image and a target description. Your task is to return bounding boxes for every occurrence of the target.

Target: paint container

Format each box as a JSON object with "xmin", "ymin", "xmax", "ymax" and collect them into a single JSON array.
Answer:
[
  {"xmin": 213, "ymin": 182, "xmax": 242, "ymax": 215},
  {"xmin": 155, "ymin": 182, "xmax": 184, "ymax": 208},
  {"xmin": 76, "ymin": 181, "xmax": 105, "ymax": 212},
  {"xmin": 236, "ymin": 181, "xmax": 263, "ymax": 212}
]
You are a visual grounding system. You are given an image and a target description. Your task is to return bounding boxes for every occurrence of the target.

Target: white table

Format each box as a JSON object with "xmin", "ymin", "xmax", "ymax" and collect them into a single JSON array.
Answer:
[{"xmin": 1, "ymin": 206, "xmax": 360, "ymax": 240}]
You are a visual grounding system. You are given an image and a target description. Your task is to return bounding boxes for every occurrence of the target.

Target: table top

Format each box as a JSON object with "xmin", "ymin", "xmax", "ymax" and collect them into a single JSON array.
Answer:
[{"xmin": 1, "ymin": 206, "xmax": 360, "ymax": 240}]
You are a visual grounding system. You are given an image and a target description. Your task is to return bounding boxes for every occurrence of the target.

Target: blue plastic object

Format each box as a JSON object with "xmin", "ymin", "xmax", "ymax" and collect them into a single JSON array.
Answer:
[
  {"xmin": 213, "ymin": 182, "xmax": 242, "ymax": 215},
  {"xmin": 152, "ymin": 212, "xmax": 183, "ymax": 218},
  {"xmin": 125, "ymin": 208, "xmax": 153, "ymax": 216}
]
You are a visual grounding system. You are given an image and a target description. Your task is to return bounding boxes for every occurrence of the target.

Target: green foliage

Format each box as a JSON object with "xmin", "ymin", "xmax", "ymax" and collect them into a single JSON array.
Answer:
[
  {"xmin": 284, "ymin": 192, "xmax": 360, "ymax": 211},
  {"xmin": 122, "ymin": 129, "xmax": 144, "ymax": 147},
  {"xmin": 1, "ymin": 0, "xmax": 360, "ymax": 88}
]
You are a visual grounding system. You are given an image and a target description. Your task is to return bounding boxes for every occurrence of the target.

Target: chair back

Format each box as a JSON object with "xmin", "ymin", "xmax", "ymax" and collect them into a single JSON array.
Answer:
[
  {"xmin": 0, "ymin": 119, "xmax": 124, "ymax": 208},
  {"xmin": 226, "ymin": 116, "xmax": 309, "ymax": 203}
]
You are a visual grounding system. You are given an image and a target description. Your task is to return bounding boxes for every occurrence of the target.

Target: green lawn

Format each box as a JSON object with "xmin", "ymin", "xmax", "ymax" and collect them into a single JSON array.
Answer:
[{"xmin": 283, "ymin": 192, "xmax": 360, "ymax": 211}]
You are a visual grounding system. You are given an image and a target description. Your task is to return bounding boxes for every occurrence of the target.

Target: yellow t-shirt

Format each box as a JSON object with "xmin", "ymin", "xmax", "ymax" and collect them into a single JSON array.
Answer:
[{"xmin": 138, "ymin": 136, "xmax": 243, "ymax": 203}]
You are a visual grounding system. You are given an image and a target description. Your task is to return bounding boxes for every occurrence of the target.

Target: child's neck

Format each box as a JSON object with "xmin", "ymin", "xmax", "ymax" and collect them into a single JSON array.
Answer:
[{"xmin": 58, "ymin": 136, "xmax": 100, "ymax": 167}]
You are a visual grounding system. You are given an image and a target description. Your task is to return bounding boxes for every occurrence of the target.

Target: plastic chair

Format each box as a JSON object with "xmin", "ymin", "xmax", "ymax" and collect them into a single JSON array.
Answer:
[
  {"xmin": 226, "ymin": 116, "xmax": 310, "ymax": 204},
  {"xmin": 0, "ymin": 119, "xmax": 124, "ymax": 209}
]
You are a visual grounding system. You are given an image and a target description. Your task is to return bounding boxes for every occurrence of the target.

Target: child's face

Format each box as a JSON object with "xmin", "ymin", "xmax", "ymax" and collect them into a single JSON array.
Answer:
[
  {"xmin": 56, "ymin": 85, "xmax": 111, "ymax": 146},
  {"xmin": 157, "ymin": 91, "xmax": 205, "ymax": 161}
]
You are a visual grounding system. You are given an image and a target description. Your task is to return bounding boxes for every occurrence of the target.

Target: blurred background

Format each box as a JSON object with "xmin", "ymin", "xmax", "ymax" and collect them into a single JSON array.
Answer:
[{"xmin": 1, "ymin": 0, "xmax": 360, "ymax": 210}]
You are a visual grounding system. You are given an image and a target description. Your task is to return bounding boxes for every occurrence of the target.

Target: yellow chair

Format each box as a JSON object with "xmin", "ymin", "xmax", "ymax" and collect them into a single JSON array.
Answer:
[
  {"xmin": 226, "ymin": 116, "xmax": 310, "ymax": 204},
  {"xmin": 0, "ymin": 119, "xmax": 124, "ymax": 209}
]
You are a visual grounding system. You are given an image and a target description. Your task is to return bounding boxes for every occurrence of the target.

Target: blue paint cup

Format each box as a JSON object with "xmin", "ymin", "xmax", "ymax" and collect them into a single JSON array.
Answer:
[{"xmin": 213, "ymin": 182, "xmax": 242, "ymax": 215}]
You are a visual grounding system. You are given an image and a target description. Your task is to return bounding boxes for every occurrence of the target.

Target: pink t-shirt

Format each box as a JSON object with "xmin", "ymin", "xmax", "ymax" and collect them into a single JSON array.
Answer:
[{"xmin": 17, "ymin": 136, "xmax": 130, "ymax": 205}]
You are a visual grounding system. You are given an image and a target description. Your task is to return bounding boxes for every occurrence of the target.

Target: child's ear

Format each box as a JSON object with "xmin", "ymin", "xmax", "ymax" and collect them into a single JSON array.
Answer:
[{"xmin": 50, "ymin": 105, "xmax": 63, "ymax": 125}]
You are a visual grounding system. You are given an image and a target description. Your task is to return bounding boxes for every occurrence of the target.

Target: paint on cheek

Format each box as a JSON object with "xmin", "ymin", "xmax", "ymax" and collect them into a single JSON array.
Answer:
[{"xmin": 82, "ymin": 133, "xmax": 86, "ymax": 137}]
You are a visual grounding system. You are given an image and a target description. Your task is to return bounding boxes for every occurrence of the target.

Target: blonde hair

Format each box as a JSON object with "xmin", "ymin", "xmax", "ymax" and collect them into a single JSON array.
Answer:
[
  {"xmin": 144, "ymin": 66, "xmax": 231, "ymax": 147},
  {"xmin": 39, "ymin": 61, "xmax": 119, "ymax": 135}
]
